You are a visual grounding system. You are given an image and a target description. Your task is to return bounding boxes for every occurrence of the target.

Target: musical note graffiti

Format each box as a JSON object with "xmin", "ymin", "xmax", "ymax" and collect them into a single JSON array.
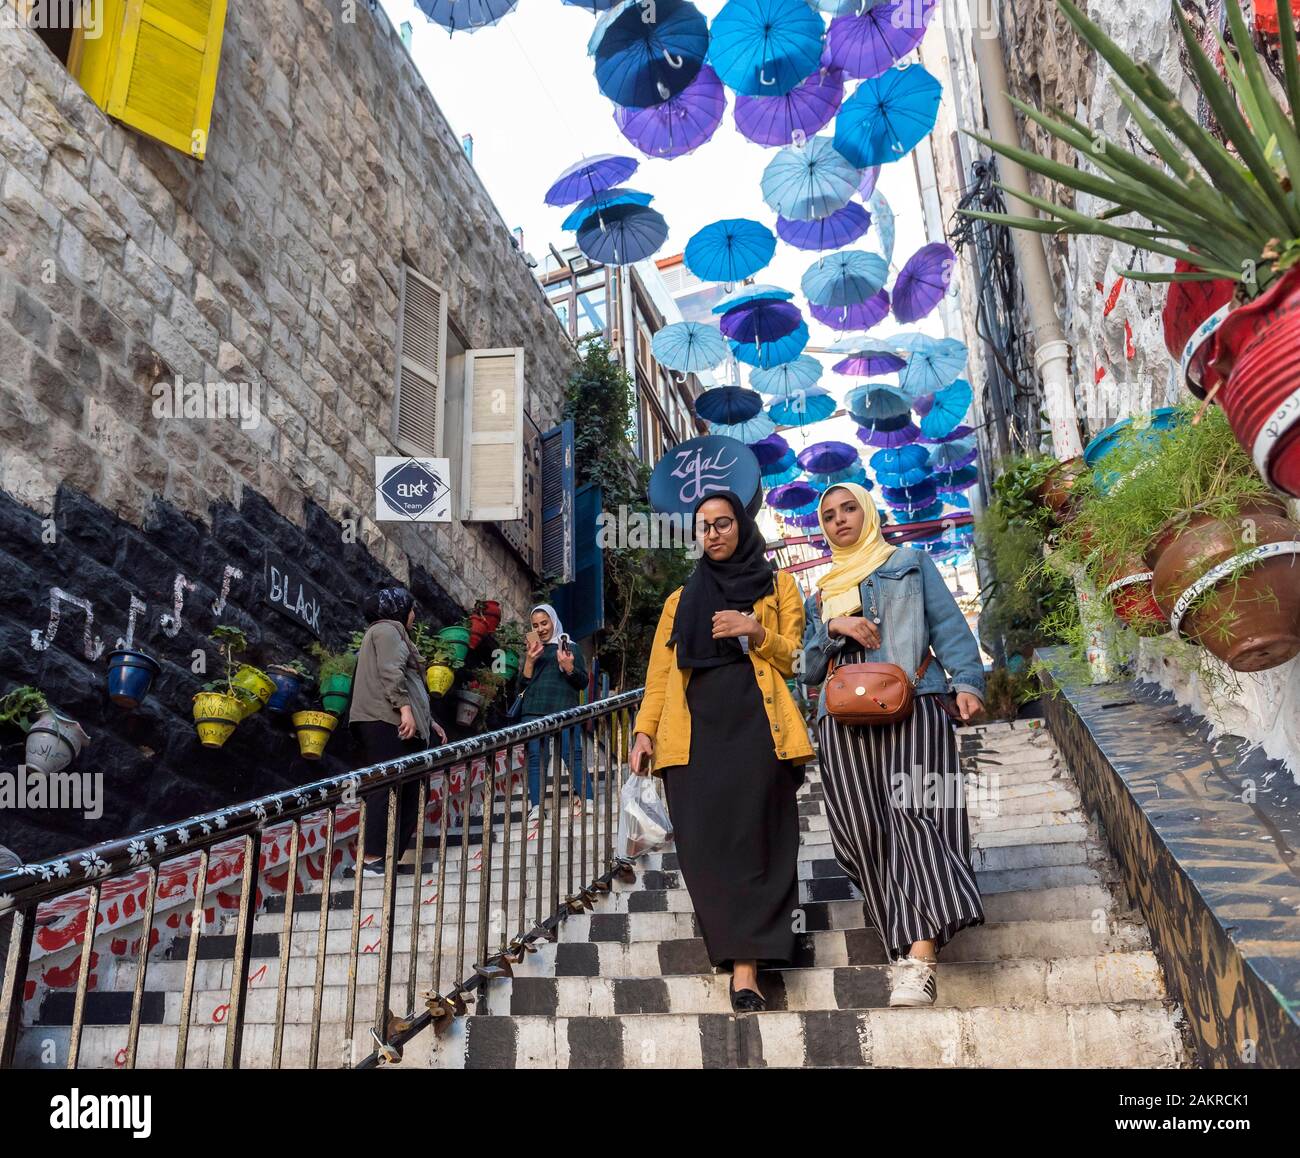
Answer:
[{"xmin": 30, "ymin": 588, "xmax": 105, "ymax": 661}]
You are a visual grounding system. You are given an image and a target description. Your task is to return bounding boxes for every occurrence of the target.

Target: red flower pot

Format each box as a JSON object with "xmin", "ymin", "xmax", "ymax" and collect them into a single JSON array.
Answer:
[
  {"xmin": 1162, "ymin": 260, "xmax": 1235, "ymax": 361},
  {"xmin": 468, "ymin": 613, "xmax": 492, "ymax": 648},
  {"xmin": 1099, "ymin": 555, "xmax": 1165, "ymax": 637},
  {"xmin": 1198, "ymin": 267, "xmax": 1300, "ymax": 496},
  {"xmin": 477, "ymin": 601, "xmax": 502, "ymax": 632}
]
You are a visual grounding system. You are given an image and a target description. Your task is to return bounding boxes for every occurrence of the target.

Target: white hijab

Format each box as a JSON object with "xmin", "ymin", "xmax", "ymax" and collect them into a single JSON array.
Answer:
[{"xmin": 531, "ymin": 603, "xmax": 566, "ymax": 647}]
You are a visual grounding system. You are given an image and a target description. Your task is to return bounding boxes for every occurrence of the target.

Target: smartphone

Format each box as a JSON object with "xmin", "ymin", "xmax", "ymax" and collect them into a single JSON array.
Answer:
[
  {"xmin": 559, "ymin": 633, "xmax": 571, "ymax": 652},
  {"xmin": 526, "ymin": 629, "xmax": 542, "ymax": 649}
]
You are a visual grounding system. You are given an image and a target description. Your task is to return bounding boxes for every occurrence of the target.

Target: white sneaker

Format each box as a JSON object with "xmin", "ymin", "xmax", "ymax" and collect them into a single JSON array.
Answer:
[
  {"xmin": 526, "ymin": 805, "xmax": 540, "ymax": 823},
  {"xmin": 571, "ymin": 798, "xmax": 585, "ymax": 817},
  {"xmin": 888, "ymin": 956, "xmax": 937, "ymax": 1007}
]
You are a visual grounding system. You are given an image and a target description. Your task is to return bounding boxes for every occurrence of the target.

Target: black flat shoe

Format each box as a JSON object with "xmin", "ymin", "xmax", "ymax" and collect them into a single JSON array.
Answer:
[{"xmin": 729, "ymin": 977, "xmax": 767, "ymax": 1013}]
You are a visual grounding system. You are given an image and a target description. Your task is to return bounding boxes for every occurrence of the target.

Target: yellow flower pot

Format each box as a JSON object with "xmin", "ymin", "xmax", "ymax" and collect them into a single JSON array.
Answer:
[
  {"xmin": 231, "ymin": 665, "xmax": 276, "ymax": 719},
  {"xmin": 292, "ymin": 710, "xmax": 338, "ymax": 760},
  {"xmin": 426, "ymin": 663, "xmax": 455, "ymax": 697},
  {"xmin": 193, "ymin": 692, "xmax": 243, "ymax": 749}
]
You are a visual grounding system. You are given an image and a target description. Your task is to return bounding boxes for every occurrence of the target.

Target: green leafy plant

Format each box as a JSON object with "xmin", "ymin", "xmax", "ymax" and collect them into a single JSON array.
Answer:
[
  {"xmin": 960, "ymin": 0, "xmax": 1300, "ymax": 296},
  {"xmin": 468, "ymin": 666, "xmax": 507, "ymax": 702},
  {"xmin": 203, "ymin": 626, "xmax": 258, "ymax": 703},
  {"xmin": 273, "ymin": 658, "xmax": 314, "ymax": 681},
  {"xmin": 0, "ymin": 686, "xmax": 50, "ymax": 732},
  {"xmin": 309, "ymin": 641, "xmax": 359, "ymax": 683},
  {"xmin": 494, "ymin": 619, "xmax": 526, "ymax": 650},
  {"xmin": 976, "ymin": 667, "xmax": 1041, "ymax": 721}
]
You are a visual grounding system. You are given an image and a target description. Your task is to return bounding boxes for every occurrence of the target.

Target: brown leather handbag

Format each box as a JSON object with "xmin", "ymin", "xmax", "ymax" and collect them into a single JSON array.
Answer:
[{"xmin": 824, "ymin": 652, "xmax": 933, "ymax": 726}]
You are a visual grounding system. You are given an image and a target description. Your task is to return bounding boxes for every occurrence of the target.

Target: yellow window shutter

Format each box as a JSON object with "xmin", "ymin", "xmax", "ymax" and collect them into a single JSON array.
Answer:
[
  {"xmin": 461, "ymin": 348, "xmax": 525, "ymax": 522},
  {"xmin": 392, "ymin": 266, "xmax": 447, "ymax": 457},
  {"xmin": 97, "ymin": 0, "xmax": 228, "ymax": 160}
]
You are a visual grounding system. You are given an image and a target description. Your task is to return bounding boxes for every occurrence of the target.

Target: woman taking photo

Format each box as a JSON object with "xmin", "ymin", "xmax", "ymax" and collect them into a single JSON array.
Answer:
[
  {"xmin": 800, "ymin": 483, "xmax": 985, "ymax": 1007},
  {"xmin": 348, "ymin": 586, "xmax": 446, "ymax": 876},
  {"xmin": 520, "ymin": 604, "xmax": 590, "ymax": 830},
  {"xmin": 629, "ymin": 491, "xmax": 811, "ymax": 1012}
]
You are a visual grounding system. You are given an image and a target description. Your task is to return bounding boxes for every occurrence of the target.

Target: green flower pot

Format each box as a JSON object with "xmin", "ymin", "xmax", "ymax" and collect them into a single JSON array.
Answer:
[{"xmin": 320, "ymin": 672, "xmax": 353, "ymax": 716}]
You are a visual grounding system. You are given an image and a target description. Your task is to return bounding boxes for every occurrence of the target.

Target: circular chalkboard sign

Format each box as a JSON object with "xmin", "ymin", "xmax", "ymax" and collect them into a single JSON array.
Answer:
[{"xmin": 648, "ymin": 435, "xmax": 762, "ymax": 518}]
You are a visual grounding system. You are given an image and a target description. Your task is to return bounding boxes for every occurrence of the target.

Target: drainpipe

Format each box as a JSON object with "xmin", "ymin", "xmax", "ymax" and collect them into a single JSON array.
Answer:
[{"xmin": 968, "ymin": 1, "xmax": 1084, "ymax": 461}]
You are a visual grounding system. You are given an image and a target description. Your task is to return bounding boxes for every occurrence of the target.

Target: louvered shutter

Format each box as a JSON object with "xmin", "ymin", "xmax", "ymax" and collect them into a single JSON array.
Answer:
[
  {"xmin": 91, "ymin": 0, "xmax": 228, "ymax": 160},
  {"xmin": 461, "ymin": 348, "xmax": 525, "ymax": 521},
  {"xmin": 392, "ymin": 266, "xmax": 447, "ymax": 457},
  {"xmin": 539, "ymin": 421, "xmax": 575, "ymax": 583}
]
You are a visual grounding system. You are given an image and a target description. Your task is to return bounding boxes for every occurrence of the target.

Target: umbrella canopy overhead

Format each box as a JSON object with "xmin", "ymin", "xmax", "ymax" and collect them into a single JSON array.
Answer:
[
  {"xmin": 857, "ymin": 164, "xmax": 881, "ymax": 202},
  {"xmin": 750, "ymin": 432, "xmax": 792, "ymax": 466},
  {"xmin": 708, "ymin": 0, "xmax": 827, "ymax": 96},
  {"xmin": 768, "ymin": 386, "xmax": 835, "ymax": 425},
  {"xmin": 934, "ymin": 465, "xmax": 978, "ymax": 492},
  {"xmin": 801, "ymin": 250, "xmax": 889, "ymax": 307},
  {"xmin": 921, "ymin": 423, "xmax": 974, "ymax": 445},
  {"xmin": 893, "ymin": 241, "xmax": 956, "ymax": 324},
  {"xmin": 750, "ymin": 354, "xmax": 823, "ymax": 397},
  {"xmin": 926, "ymin": 437, "xmax": 978, "ymax": 473},
  {"xmin": 590, "ymin": 0, "xmax": 709, "ymax": 109},
  {"xmin": 833, "ymin": 64, "xmax": 943, "ymax": 167},
  {"xmin": 846, "ymin": 383, "xmax": 911, "ymax": 424},
  {"xmin": 710, "ymin": 413, "xmax": 777, "ymax": 442},
  {"xmin": 695, "ymin": 386, "xmax": 765, "ymax": 424},
  {"xmin": 797, "ymin": 440, "xmax": 859, "ymax": 474},
  {"xmin": 865, "ymin": 187, "xmax": 895, "ymax": 263},
  {"xmin": 651, "ymin": 321, "xmax": 731, "ymax": 372},
  {"xmin": 685, "ymin": 218, "xmax": 777, "ymax": 283},
  {"xmin": 730, "ymin": 321, "xmax": 810, "ymax": 367},
  {"xmin": 811, "ymin": 289, "xmax": 891, "ymax": 332},
  {"xmin": 711, "ymin": 283, "xmax": 795, "ymax": 313},
  {"xmin": 563, "ymin": 0, "xmax": 622, "ymax": 10},
  {"xmin": 870, "ymin": 443, "xmax": 930, "ymax": 486},
  {"xmin": 761, "ymin": 135, "xmax": 860, "ymax": 220},
  {"xmin": 856, "ymin": 419, "xmax": 920, "ymax": 448},
  {"xmin": 560, "ymin": 186, "xmax": 653, "ymax": 231},
  {"xmin": 416, "ymin": 0, "xmax": 519, "ymax": 34},
  {"xmin": 893, "ymin": 333, "xmax": 967, "ymax": 397},
  {"xmin": 776, "ymin": 201, "xmax": 871, "ymax": 251},
  {"xmin": 918, "ymin": 377, "xmax": 973, "ymax": 439},
  {"xmin": 575, "ymin": 202, "xmax": 669, "ymax": 265},
  {"xmin": 733, "ymin": 65, "xmax": 844, "ymax": 146},
  {"xmin": 881, "ymin": 478, "xmax": 938, "ymax": 508},
  {"xmin": 613, "ymin": 64, "xmax": 726, "ymax": 158},
  {"xmin": 719, "ymin": 298, "xmax": 803, "ymax": 345},
  {"xmin": 825, "ymin": 0, "xmax": 935, "ymax": 79},
  {"xmin": 832, "ymin": 340, "xmax": 906, "ymax": 376},
  {"xmin": 758, "ymin": 447, "xmax": 802, "ymax": 484},
  {"xmin": 545, "ymin": 154, "xmax": 639, "ymax": 207},
  {"xmin": 767, "ymin": 480, "xmax": 824, "ymax": 512}
]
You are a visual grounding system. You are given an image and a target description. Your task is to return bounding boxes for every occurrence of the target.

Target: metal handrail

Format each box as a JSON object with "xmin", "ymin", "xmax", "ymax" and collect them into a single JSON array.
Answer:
[{"xmin": 1, "ymin": 690, "xmax": 645, "ymax": 1069}]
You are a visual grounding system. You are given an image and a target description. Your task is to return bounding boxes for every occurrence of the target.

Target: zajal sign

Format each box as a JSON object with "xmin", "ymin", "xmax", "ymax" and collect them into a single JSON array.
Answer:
[{"xmin": 648, "ymin": 435, "xmax": 762, "ymax": 518}]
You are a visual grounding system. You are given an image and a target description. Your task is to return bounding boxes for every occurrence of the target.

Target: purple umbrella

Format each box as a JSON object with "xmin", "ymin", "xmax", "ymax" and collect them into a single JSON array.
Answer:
[
  {"xmin": 613, "ymin": 64, "xmax": 726, "ymax": 159},
  {"xmin": 544, "ymin": 153, "xmax": 639, "ymax": 207},
  {"xmin": 826, "ymin": 0, "xmax": 936, "ymax": 81},
  {"xmin": 767, "ymin": 480, "xmax": 823, "ymax": 511},
  {"xmin": 720, "ymin": 299, "xmax": 803, "ymax": 345},
  {"xmin": 776, "ymin": 202, "xmax": 871, "ymax": 251},
  {"xmin": 857, "ymin": 165, "xmax": 881, "ymax": 202},
  {"xmin": 856, "ymin": 420, "xmax": 919, "ymax": 449},
  {"xmin": 810, "ymin": 290, "xmax": 891, "ymax": 332},
  {"xmin": 734, "ymin": 67, "xmax": 844, "ymax": 147},
  {"xmin": 893, "ymin": 241, "xmax": 956, "ymax": 324},
  {"xmin": 786, "ymin": 511, "xmax": 826, "ymax": 528},
  {"xmin": 797, "ymin": 440, "xmax": 859, "ymax": 475},
  {"xmin": 750, "ymin": 432, "xmax": 792, "ymax": 466},
  {"xmin": 832, "ymin": 349, "xmax": 906, "ymax": 376},
  {"xmin": 921, "ymin": 423, "xmax": 974, "ymax": 445}
]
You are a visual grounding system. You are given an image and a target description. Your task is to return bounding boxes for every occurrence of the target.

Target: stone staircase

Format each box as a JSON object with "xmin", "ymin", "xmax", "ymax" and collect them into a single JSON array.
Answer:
[{"xmin": 17, "ymin": 719, "xmax": 1193, "ymax": 1069}]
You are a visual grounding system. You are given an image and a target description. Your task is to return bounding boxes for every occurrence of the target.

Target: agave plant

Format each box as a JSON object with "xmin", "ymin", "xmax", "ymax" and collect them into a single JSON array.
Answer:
[{"xmin": 960, "ymin": 0, "xmax": 1300, "ymax": 298}]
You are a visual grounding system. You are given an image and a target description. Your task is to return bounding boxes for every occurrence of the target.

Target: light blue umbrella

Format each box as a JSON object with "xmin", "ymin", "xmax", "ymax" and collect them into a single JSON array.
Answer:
[
  {"xmin": 761, "ymin": 136, "xmax": 860, "ymax": 221},
  {"xmin": 894, "ymin": 333, "xmax": 967, "ymax": 397},
  {"xmin": 652, "ymin": 321, "xmax": 731, "ymax": 372},
  {"xmin": 866, "ymin": 188, "xmax": 895, "ymax": 264},
  {"xmin": 768, "ymin": 386, "xmax": 836, "ymax": 426},
  {"xmin": 561, "ymin": 187, "xmax": 653, "ymax": 231},
  {"xmin": 710, "ymin": 413, "xmax": 777, "ymax": 441},
  {"xmin": 833, "ymin": 63, "xmax": 943, "ymax": 167},
  {"xmin": 870, "ymin": 443, "xmax": 930, "ymax": 487},
  {"xmin": 711, "ymin": 283, "xmax": 795, "ymax": 313},
  {"xmin": 684, "ymin": 218, "xmax": 777, "ymax": 283},
  {"xmin": 730, "ymin": 320, "xmax": 810, "ymax": 368},
  {"xmin": 918, "ymin": 377, "xmax": 973, "ymax": 439},
  {"xmin": 846, "ymin": 383, "xmax": 911, "ymax": 424},
  {"xmin": 801, "ymin": 251, "xmax": 889, "ymax": 307},
  {"xmin": 708, "ymin": 0, "xmax": 827, "ymax": 96},
  {"xmin": 926, "ymin": 437, "xmax": 977, "ymax": 473},
  {"xmin": 750, "ymin": 354, "xmax": 823, "ymax": 397}
]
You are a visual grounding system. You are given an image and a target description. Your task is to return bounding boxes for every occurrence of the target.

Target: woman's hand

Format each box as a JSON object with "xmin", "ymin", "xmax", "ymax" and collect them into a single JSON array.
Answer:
[
  {"xmin": 954, "ymin": 693, "xmax": 983, "ymax": 722},
  {"xmin": 526, "ymin": 636, "xmax": 544, "ymax": 660},
  {"xmin": 397, "ymin": 704, "xmax": 417, "ymax": 740},
  {"xmin": 712, "ymin": 610, "xmax": 763, "ymax": 645},
  {"xmin": 429, "ymin": 718, "xmax": 447, "ymax": 745},
  {"xmin": 630, "ymin": 732, "xmax": 654, "ymax": 776},
  {"xmin": 827, "ymin": 616, "xmax": 881, "ymax": 649},
  {"xmin": 557, "ymin": 645, "xmax": 575, "ymax": 674}
]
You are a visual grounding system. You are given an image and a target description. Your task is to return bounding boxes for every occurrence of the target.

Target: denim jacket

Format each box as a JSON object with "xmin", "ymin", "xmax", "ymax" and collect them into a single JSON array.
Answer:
[{"xmin": 799, "ymin": 547, "xmax": 985, "ymax": 724}]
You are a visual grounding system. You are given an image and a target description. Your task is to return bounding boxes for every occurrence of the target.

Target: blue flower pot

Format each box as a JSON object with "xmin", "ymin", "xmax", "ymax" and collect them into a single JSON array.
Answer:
[
  {"xmin": 265, "ymin": 668, "xmax": 306, "ymax": 713},
  {"xmin": 1084, "ymin": 407, "xmax": 1183, "ymax": 493},
  {"xmin": 106, "ymin": 648, "xmax": 161, "ymax": 709}
]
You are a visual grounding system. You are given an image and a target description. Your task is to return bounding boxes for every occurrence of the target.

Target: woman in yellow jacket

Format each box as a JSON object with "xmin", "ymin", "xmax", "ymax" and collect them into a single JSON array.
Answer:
[{"xmin": 630, "ymin": 491, "xmax": 811, "ymax": 1012}]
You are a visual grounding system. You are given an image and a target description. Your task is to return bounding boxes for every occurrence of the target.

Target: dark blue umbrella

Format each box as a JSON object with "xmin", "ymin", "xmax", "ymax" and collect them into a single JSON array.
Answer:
[
  {"xmin": 767, "ymin": 480, "xmax": 824, "ymax": 512},
  {"xmin": 934, "ymin": 465, "xmax": 978, "ymax": 493},
  {"xmin": 590, "ymin": 0, "xmax": 709, "ymax": 110},
  {"xmin": 846, "ymin": 384, "xmax": 910, "ymax": 424},
  {"xmin": 751, "ymin": 432, "xmax": 792, "ymax": 466},
  {"xmin": 576, "ymin": 202, "xmax": 669, "ymax": 265},
  {"xmin": 720, "ymin": 298, "xmax": 803, "ymax": 345},
  {"xmin": 696, "ymin": 386, "xmax": 765, "ymax": 425},
  {"xmin": 685, "ymin": 218, "xmax": 777, "ymax": 283},
  {"xmin": 833, "ymin": 63, "xmax": 943, "ymax": 167},
  {"xmin": 561, "ymin": 186, "xmax": 653, "ymax": 231},
  {"xmin": 708, "ymin": 0, "xmax": 826, "ymax": 96},
  {"xmin": 797, "ymin": 440, "xmax": 859, "ymax": 474},
  {"xmin": 563, "ymin": 0, "xmax": 621, "ymax": 10},
  {"xmin": 759, "ymin": 449, "xmax": 802, "ymax": 485},
  {"xmin": 776, "ymin": 201, "xmax": 871, "ymax": 251},
  {"xmin": 881, "ymin": 479, "xmax": 938, "ymax": 508},
  {"xmin": 416, "ymin": 0, "xmax": 518, "ymax": 33}
]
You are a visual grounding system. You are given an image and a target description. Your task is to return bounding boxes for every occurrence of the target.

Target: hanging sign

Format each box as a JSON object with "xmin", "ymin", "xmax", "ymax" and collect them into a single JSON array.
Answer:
[
  {"xmin": 648, "ymin": 435, "xmax": 761, "ymax": 518},
  {"xmin": 375, "ymin": 456, "xmax": 452, "ymax": 522},
  {"xmin": 263, "ymin": 550, "xmax": 324, "ymax": 637}
]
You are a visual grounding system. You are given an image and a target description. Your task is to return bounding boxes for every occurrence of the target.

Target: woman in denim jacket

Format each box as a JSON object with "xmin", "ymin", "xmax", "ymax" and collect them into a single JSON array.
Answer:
[{"xmin": 800, "ymin": 483, "xmax": 986, "ymax": 1009}]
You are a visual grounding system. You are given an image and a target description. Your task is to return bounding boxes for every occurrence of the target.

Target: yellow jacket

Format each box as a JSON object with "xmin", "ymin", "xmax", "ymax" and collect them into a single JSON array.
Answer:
[{"xmin": 632, "ymin": 569, "xmax": 814, "ymax": 770}]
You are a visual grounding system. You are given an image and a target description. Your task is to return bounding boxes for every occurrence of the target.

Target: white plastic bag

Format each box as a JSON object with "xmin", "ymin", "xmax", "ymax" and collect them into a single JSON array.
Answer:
[{"xmin": 616, "ymin": 773, "xmax": 672, "ymax": 859}]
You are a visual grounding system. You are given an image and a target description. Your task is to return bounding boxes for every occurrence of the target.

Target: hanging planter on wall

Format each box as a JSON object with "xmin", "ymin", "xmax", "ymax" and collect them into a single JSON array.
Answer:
[
  {"xmin": 292, "ymin": 710, "xmax": 338, "ymax": 760},
  {"xmin": 231, "ymin": 664, "xmax": 276, "ymax": 720},
  {"xmin": 1098, "ymin": 556, "xmax": 1165, "ymax": 637},
  {"xmin": 105, "ymin": 648, "xmax": 161, "ymax": 710},
  {"xmin": 311, "ymin": 643, "xmax": 357, "ymax": 716},
  {"xmin": 476, "ymin": 599, "xmax": 503, "ymax": 633},
  {"xmin": 1035, "ymin": 456, "xmax": 1088, "ymax": 520},
  {"xmin": 1084, "ymin": 409, "xmax": 1183, "ymax": 495},
  {"xmin": 454, "ymin": 689, "xmax": 486, "ymax": 727},
  {"xmin": 265, "ymin": 662, "xmax": 312, "ymax": 713},
  {"xmin": 192, "ymin": 691, "xmax": 244, "ymax": 748},
  {"xmin": 426, "ymin": 662, "xmax": 455, "ymax": 698},
  {"xmin": 436, "ymin": 625, "xmax": 471, "ymax": 667}
]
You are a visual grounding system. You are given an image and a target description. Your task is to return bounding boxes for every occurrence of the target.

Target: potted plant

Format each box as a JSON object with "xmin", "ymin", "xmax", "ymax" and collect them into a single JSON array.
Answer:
[
  {"xmin": 0, "ymin": 686, "xmax": 90, "ymax": 775},
  {"xmin": 310, "ymin": 642, "xmax": 358, "ymax": 716},
  {"xmin": 455, "ymin": 666, "xmax": 505, "ymax": 727},
  {"xmin": 960, "ymin": 0, "xmax": 1300, "ymax": 496},
  {"xmin": 266, "ymin": 658, "xmax": 313, "ymax": 713},
  {"xmin": 105, "ymin": 647, "xmax": 161, "ymax": 710},
  {"xmin": 436, "ymin": 620, "xmax": 472, "ymax": 668},
  {"xmin": 476, "ymin": 599, "xmax": 503, "ymax": 633},
  {"xmin": 193, "ymin": 628, "xmax": 259, "ymax": 748},
  {"xmin": 291, "ymin": 709, "xmax": 338, "ymax": 760},
  {"xmin": 492, "ymin": 619, "xmax": 526, "ymax": 681},
  {"xmin": 425, "ymin": 642, "xmax": 457, "ymax": 698}
]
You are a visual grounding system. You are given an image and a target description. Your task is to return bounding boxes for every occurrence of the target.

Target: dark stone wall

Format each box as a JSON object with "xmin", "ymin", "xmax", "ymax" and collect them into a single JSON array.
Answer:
[{"xmin": 0, "ymin": 484, "xmax": 508, "ymax": 863}]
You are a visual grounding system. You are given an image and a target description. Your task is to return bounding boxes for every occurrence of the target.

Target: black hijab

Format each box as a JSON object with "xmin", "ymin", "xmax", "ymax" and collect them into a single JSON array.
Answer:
[{"xmin": 671, "ymin": 491, "xmax": 776, "ymax": 669}]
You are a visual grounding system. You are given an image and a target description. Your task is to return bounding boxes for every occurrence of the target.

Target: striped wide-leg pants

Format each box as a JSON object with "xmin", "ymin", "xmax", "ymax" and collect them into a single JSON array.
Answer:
[{"xmin": 816, "ymin": 694, "xmax": 984, "ymax": 960}]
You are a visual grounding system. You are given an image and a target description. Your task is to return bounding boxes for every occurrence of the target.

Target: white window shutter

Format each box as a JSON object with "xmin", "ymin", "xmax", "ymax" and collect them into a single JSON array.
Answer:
[
  {"xmin": 461, "ymin": 348, "xmax": 525, "ymax": 521},
  {"xmin": 392, "ymin": 266, "xmax": 447, "ymax": 456}
]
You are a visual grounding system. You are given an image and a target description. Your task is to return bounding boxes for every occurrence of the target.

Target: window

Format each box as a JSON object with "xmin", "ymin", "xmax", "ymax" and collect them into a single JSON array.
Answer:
[
  {"xmin": 552, "ymin": 299, "xmax": 571, "ymax": 334},
  {"xmin": 38, "ymin": 0, "xmax": 228, "ymax": 161},
  {"xmin": 392, "ymin": 265, "xmax": 447, "ymax": 457},
  {"xmin": 575, "ymin": 286, "xmax": 607, "ymax": 338}
]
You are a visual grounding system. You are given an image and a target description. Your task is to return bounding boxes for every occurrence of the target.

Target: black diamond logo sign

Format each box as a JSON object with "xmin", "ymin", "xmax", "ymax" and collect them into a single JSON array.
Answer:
[{"xmin": 379, "ymin": 459, "xmax": 449, "ymax": 520}]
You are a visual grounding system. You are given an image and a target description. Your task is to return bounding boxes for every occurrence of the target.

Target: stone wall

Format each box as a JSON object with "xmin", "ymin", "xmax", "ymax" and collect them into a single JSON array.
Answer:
[{"xmin": 0, "ymin": 1, "xmax": 577, "ymax": 855}]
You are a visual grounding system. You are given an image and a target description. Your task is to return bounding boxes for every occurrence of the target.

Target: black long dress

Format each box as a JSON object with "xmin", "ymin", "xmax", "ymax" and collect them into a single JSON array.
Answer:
[{"xmin": 660, "ymin": 657, "xmax": 804, "ymax": 971}]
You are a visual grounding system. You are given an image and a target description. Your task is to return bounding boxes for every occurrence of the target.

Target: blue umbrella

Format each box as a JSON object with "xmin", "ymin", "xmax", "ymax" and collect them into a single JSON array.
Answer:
[
  {"xmin": 866, "ymin": 188, "xmax": 895, "ymax": 263},
  {"xmin": 767, "ymin": 480, "xmax": 824, "ymax": 514},
  {"xmin": 922, "ymin": 422, "xmax": 974, "ymax": 445},
  {"xmin": 564, "ymin": 0, "xmax": 620, "ymax": 9},
  {"xmin": 731, "ymin": 320, "xmax": 809, "ymax": 368},
  {"xmin": 934, "ymin": 465, "xmax": 978, "ymax": 493},
  {"xmin": 685, "ymin": 218, "xmax": 777, "ymax": 283},
  {"xmin": 797, "ymin": 440, "xmax": 859, "ymax": 474},
  {"xmin": 759, "ymin": 448, "xmax": 802, "ymax": 485},
  {"xmin": 809, "ymin": 463, "xmax": 870, "ymax": 488},
  {"xmin": 711, "ymin": 282, "xmax": 796, "ymax": 313},
  {"xmin": 801, "ymin": 251, "xmax": 888, "ymax": 307},
  {"xmin": 927, "ymin": 438, "xmax": 977, "ymax": 473},
  {"xmin": 881, "ymin": 479, "xmax": 938, "ymax": 508},
  {"xmin": 761, "ymin": 136, "xmax": 860, "ymax": 220},
  {"xmin": 894, "ymin": 501, "xmax": 945, "ymax": 522},
  {"xmin": 708, "ymin": 0, "xmax": 826, "ymax": 96},
  {"xmin": 576, "ymin": 202, "xmax": 669, "ymax": 265},
  {"xmin": 590, "ymin": 0, "xmax": 710, "ymax": 110},
  {"xmin": 720, "ymin": 299, "xmax": 803, "ymax": 345},
  {"xmin": 652, "ymin": 321, "xmax": 731, "ymax": 372},
  {"xmin": 846, "ymin": 384, "xmax": 910, "ymax": 425},
  {"xmin": 750, "ymin": 355, "xmax": 823, "ymax": 397},
  {"xmin": 870, "ymin": 443, "xmax": 930, "ymax": 486},
  {"xmin": 833, "ymin": 64, "xmax": 943, "ymax": 167},
  {"xmin": 695, "ymin": 386, "xmax": 765, "ymax": 424},
  {"xmin": 768, "ymin": 386, "xmax": 835, "ymax": 426},
  {"xmin": 894, "ymin": 334, "xmax": 967, "ymax": 397},
  {"xmin": 561, "ymin": 186, "xmax": 654, "ymax": 231},
  {"xmin": 918, "ymin": 378, "xmax": 972, "ymax": 439},
  {"xmin": 711, "ymin": 413, "xmax": 777, "ymax": 442},
  {"xmin": 416, "ymin": 0, "xmax": 518, "ymax": 34},
  {"xmin": 776, "ymin": 201, "xmax": 871, "ymax": 251},
  {"xmin": 943, "ymin": 492, "xmax": 971, "ymax": 509},
  {"xmin": 545, "ymin": 154, "xmax": 639, "ymax": 207},
  {"xmin": 751, "ymin": 432, "xmax": 791, "ymax": 465}
]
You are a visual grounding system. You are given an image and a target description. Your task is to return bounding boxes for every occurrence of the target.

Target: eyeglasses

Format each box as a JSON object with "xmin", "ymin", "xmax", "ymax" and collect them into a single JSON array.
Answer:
[{"xmin": 694, "ymin": 516, "xmax": 736, "ymax": 538}]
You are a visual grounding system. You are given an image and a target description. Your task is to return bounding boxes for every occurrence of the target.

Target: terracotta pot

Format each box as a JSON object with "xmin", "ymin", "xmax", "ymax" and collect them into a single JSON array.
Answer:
[
  {"xmin": 24, "ymin": 711, "xmax": 90, "ymax": 775},
  {"xmin": 1145, "ymin": 500, "xmax": 1300, "ymax": 672},
  {"xmin": 468, "ymin": 614, "xmax": 492, "ymax": 649},
  {"xmin": 1099, "ymin": 556, "xmax": 1165, "ymax": 637},
  {"xmin": 1037, "ymin": 457, "xmax": 1087, "ymax": 518}
]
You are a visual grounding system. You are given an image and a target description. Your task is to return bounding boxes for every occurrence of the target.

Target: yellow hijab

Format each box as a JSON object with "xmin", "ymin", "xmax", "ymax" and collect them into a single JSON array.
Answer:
[{"xmin": 815, "ymin": 482, "xmax": 896, "ymax": 619}]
